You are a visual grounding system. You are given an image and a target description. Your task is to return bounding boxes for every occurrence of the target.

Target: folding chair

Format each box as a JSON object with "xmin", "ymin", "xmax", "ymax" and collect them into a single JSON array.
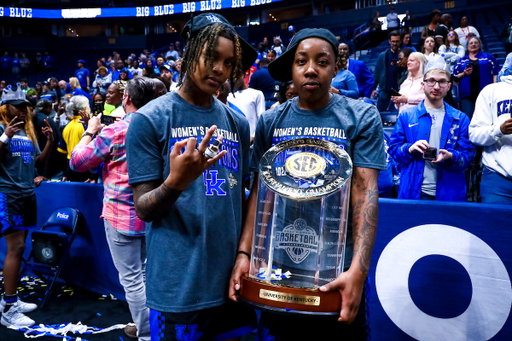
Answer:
[{"xmin": 25, "ymin": 207, "xmax": 83, "ymax": 307}]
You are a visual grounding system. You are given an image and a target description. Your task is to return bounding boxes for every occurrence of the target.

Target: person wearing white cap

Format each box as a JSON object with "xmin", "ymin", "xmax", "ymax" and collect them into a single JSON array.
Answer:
[{"xmin": 389, "ymin": 58, "xmax": 475, "ymax": 201}]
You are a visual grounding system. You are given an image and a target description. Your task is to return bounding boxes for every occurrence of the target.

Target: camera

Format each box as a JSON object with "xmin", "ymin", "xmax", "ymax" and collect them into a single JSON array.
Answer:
[{"xmin": 423, "ymin": 147, "xmax": 437, "ymax": 161}]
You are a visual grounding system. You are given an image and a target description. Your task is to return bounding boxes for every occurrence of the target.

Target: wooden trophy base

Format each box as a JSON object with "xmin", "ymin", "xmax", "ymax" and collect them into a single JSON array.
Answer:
[{"xmin": 238, "ymin": 275, "xmax": 340, "ymax": 316}]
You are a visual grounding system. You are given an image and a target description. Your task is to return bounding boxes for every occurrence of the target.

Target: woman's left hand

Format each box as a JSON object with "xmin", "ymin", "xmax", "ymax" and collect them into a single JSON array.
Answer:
[
  {"xmin": 391, "ymin": 95, "xmax": 408, "ymax": 104},
  {"xmin": 329, "ymin": 86, "xmax": 340, "ymax": 94},
  {"xmin": 34, "ymin": 175, "xmax": 48, "ymax": 187}
]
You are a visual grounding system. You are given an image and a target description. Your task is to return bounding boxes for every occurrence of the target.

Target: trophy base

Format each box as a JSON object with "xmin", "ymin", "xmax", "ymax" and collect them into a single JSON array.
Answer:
[{"xmin": 238, "ymin": 275, "xmax": 340, "ymax": 316}]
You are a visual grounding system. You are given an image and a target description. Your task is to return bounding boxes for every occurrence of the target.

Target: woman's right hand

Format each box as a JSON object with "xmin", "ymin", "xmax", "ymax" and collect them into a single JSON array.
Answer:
[
  {"xmin": 463, "ymin": 67, "xmax": 473, "ymax": 76},
  {"xmin": 4, "ymin": 117, "xmax": 24, "ymax": 138}
]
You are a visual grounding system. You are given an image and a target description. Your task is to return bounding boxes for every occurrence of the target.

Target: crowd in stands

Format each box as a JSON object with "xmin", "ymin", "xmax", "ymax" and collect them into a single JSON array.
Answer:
[{"xmin": 0, "ymin": 7, "xmax": 511, "ymax": 204}]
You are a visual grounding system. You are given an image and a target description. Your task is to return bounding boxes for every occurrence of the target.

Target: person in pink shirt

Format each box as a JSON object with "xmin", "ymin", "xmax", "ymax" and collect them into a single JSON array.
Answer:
[
  {"xmin": 70, "ymin": 77, "xmax": 160, "ymax": 340},
  {"xmin": 392, "ymin": 52, "xmax": 427, "ymax": 114}
]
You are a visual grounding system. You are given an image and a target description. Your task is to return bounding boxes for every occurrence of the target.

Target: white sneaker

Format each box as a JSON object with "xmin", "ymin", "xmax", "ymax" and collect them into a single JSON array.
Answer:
[
  {"xmin": 1, "ymin": 303, "xmax": 35, "ymax": 328},
  {"xmin": 0, "ymin": 297, "xmax": 37, "ymax": 314}
]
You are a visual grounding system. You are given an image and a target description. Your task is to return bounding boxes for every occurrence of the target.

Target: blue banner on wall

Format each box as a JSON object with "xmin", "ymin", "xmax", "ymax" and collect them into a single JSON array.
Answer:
[
  {"xmin": 0, "ymin": 0, "xmax": 282, "ymax": 19},
  {"xmin": 371, "ymin": 199, "xmax": 512, "ymax": 340}
]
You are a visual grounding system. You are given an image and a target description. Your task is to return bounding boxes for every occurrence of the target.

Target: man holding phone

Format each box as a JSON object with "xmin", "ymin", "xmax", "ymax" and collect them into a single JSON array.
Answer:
[
  {"xmin": 389, "ymin": 60, "xmax": 475, "ymax": 201},
  {"xmin": 372, "ymin": 31, "xmax": 404, "ymax": 112}
]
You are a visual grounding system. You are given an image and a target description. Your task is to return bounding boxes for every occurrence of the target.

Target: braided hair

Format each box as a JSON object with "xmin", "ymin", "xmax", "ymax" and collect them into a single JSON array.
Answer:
[{"xmin": 179, "ymin": 23, "xmax": 243, "ymax": 92}]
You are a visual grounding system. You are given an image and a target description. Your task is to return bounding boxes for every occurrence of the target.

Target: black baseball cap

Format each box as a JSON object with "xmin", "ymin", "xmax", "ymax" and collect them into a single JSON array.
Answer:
[
  {"xmin": 4, "ymin": 99, "xmax": 31, "ymax": 107},
  {"xmin": 181, "ymin": 13, "xmax": 257, "ymax": 72},
  {"xmin": 268, "ymin": 28, "xmax": 339, "ymax": 82}
]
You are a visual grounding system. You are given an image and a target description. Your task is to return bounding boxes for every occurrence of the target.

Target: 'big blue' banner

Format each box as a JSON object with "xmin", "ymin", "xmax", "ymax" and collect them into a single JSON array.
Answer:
[
  {"xmin": 371, "ymin": 199, "xmax": 512, "ymax": 340},
  {"xmin": 0, "ymin": 0, "xmax": 282, "ymax": 19}
]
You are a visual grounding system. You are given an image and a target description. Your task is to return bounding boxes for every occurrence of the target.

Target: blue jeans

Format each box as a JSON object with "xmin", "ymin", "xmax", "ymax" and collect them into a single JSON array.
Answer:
[
  {"xmin": 377, "ymin": 90, "xmax": 392, "ymax": 112},
  {"xmin": 460, "ymin": 98, "xmax": 476, "ymax": 120},
  {"xmin": 480, "ymin": 167, "xmax": 512, "ymax": 204}
]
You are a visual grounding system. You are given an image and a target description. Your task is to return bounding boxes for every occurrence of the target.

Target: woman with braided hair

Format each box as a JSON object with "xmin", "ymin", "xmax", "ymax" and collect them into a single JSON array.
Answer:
[
  {"xmin": 126, "ymin": 13, "xmax": 257, "ymax": 340},
  {"xmin": 330, "ymin": 51, "xmax": 359, "ymax": 99}
]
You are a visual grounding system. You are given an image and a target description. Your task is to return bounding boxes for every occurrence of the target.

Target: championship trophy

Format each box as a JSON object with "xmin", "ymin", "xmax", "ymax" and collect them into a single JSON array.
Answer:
[{"xmin": 238, "ymin": 138, "xmax": 353, "ymax": 315}]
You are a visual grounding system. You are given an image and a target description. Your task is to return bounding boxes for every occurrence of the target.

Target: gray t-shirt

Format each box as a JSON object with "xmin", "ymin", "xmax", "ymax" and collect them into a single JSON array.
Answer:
[
  {"xmin": 251, "ymin": 95, "xmax": 387, "ymax": 173},
  {"xmin": 422, "ymin": 106, "xmax": 446, "ymax": 196},
  {"xmin": 126, "ymin": 91, "xmax": 250, "ymax": 313},
  {"xmin": 251, "ymin": 95, "xmax": 387, "ymax": 269},
  {"xmin": 0, "ymin": 123, "xmax": 41, "ymax": 195}
]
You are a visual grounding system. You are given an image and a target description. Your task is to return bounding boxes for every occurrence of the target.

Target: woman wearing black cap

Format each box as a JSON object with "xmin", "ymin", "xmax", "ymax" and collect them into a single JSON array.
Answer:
[
  {"xmin": 0, "ymin": 85, "xmax": 54, "ymax": 328},
  {"xmin": 126, "ymin": 13, "xmax": 256, "ymax": 340},
  {"xmin": 230, "ymin": 28, "xmax": 387, "ymax": 340}
]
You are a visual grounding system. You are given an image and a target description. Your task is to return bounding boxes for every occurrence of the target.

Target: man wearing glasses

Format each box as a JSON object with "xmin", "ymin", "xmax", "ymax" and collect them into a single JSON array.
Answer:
[{"xmin": 389, "ymin": 61, "xmax": 475, "ymax": 201}]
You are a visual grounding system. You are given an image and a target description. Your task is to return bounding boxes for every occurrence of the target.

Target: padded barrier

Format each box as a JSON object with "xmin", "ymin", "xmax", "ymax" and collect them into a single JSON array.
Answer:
[
  {"xmin": 371, "ymin": 199, "xmax": 512, "ymax": 340},
  {"xmin": 0, "ymin": 181, "xmax": 124, "ymax": 300},
  {"xmin": 2, "ymin": 184, "xmax": 512, "ymax": 340}
]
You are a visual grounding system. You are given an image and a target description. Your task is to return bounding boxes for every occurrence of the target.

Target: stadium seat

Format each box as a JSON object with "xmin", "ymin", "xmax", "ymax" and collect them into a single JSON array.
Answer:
[{"xmin": 380, "ymin": 112, "xmax": 397, "ymax": 126}]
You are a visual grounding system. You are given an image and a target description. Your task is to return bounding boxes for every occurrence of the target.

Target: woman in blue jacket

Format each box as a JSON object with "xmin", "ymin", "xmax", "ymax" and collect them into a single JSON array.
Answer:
[
  {"xmin": 453, "ymin": 37, "xmax": 500, "ymax": 119},
  {"xmin": 330, "ymin": 55, "xmax": 359, "ymax": 99}
]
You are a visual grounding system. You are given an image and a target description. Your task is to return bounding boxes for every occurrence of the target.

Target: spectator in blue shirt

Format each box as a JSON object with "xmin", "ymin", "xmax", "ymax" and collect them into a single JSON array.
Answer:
[
  {"xmin": 172, "ymin": 59, "xmax": 182, "ymax": 83},
  {"xmin": 339, "ymin": 43, "xmax": 375, "ymax": 98},
  {"xmin": 453, "ymin": 37, "xmax": 500, "ymax": 119},
  {"xmin": 249, "ymin": 58, "xmax": 278, "ymax": 109},
  {"xmin": 165, "ymin": 43, "xmax": 179, "ymax": 61},
  {"xmin": 11, "ymin": 53, "xmax": 20, "ymax": 75},
  {"xmin": 111, "ymin": 59, "xmax": 133, "ymax": 81},
  {"xmin": 400, "ymin": 32, "xmax": 417, "ymax": 52},
  {"xmin": 330, "ymin": 56, "xmax": 359, "ymax": 99},
  {"xmin": 69, "ymin": 77, "xmax": 91, "ymax": 101},
  {"xmin": 43, "ymin": 52, "xmax": 54, "ymax": 71},
  {"xmin": 1, "ymin": 52, "xmax": 12, "ymax": 73},
  {"xmin": 40, "ymin": 81, "xmax": 58, "ymax": 104},
  {"xmin": 58, "ymin": 80, "xmax": 72, "ymax": 95},
  {"xmin": 75, "ymin": 59, "xmax": 90, "ymax": 91}
]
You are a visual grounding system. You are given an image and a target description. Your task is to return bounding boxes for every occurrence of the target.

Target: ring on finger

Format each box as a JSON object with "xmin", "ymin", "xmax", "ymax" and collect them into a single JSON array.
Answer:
[{"xmin": 196, "ymin": 149, "xmax": 205, "ymax": 157}]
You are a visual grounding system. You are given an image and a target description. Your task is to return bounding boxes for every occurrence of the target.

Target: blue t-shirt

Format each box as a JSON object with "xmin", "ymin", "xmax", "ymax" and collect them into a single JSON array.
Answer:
[
  {"xmin": 75, "ymin": 68, "xmax": 90, "ymax": 89},
  {"xmin": 40, "ymin": 90, "xmax": 57, "ymax": 103},
  {"xmin": 1, "ymin": 56, "xmax": 12, "ymax": 69},
  {"xmin": 172, "ymin": 71, "xmax": 180, "ymax": 83},
  {"xmin": 12, "ymin": 58, "xmax": 20, "ymax": 67},
  {"xmin": 111, "ymin": 68, "xmax": 133, "ymax": 81},
  {"xmin": 249, "ymin": 66, "xmax": 278, "ymax": 101},
  {"xmin": 126, "ymin": 91, "xmax": 251, "ymax": 312},
  {"xmin": 0, "ymin": 124, "xmax": 41, "ymax": 195},
  {"xmin": 43, "ymin": 56, "xmax": 54, "ymax": 69},
  {"xmin": 331, "ymin": 69, "xmax": 360, "ymax": 99},
  {"xmin": 71, "ymin": 88, "xmax": 91, "ymax": 101}
]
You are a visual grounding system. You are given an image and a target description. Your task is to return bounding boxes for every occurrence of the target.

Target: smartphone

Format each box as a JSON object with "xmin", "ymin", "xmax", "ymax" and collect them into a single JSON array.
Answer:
[
  {"xmin": 390, "ymin": 88, "xmax": 401, "ymax": 97},
  {"xmin": 101, "ymin": 115, "xmax": 116, "ymax": 126},
  {"xmin": 94, "ymin": 102, "xmax": 104, "ymax": 115},
  {"xmin": 423, "ymin": 147, "xmax": 438, "ymax": 161}
]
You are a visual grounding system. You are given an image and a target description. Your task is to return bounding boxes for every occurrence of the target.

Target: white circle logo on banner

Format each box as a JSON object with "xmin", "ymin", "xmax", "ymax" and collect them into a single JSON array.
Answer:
[{"xmin": 375, "ymin": 224, "xmax": 512, "ymax": 341}]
